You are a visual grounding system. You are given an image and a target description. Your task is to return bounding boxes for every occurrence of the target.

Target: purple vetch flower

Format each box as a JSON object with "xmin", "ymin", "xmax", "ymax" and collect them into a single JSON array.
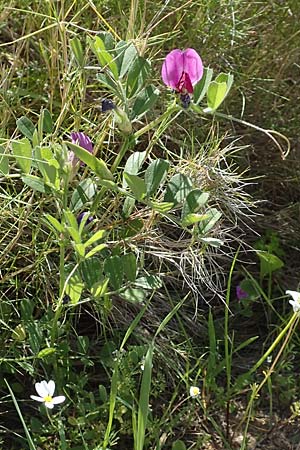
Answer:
[
  {"xmin": 161, "ymin": 48, "xmax": 203, "ymax": 95},
  {"xmin": 77, "ymin": 212, "xmax": 94, "ymax": 226},
  {"xmin": 236, "ymin": 285, "xmax": 248, "ymax": 300},
  {"xmin": 70, "ymin": 132, "xmax": 93, "ymax": 154},
  {"xmin": 101, "ymin": 99, "xmax": 116, "ymax": 112}
]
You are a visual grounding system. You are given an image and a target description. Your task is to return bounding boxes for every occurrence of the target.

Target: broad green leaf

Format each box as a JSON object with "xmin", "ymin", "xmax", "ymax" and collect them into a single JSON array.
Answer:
[
  {"xmin": 119, "ymin": 218, "xmax": 144, "ymax": 238},
  {"xmin": 35, "ymin": 147, "xmax": 58, "ymax": 185},
  {"xmin": 122, "ymin": 253, "xmax": 137, "ymax": 282},
  {"xmin": 65, "ymin": 141, "xmax": 114, "ymax": 180},
  {"xmin": 164, "ymin": 173, "xmax": 193, "ymax": 205},
  {"xmin": 135, "ymin": 275, "xmax": 162, "ymax": 290},
  {"xmin": 145, "ymin": 159, "xmax": 169, "ymax": 197},
  {"xmin": 239, "ymin": 278, "xmax": 260, "ymax": 300},
  {"xmin": 67, "ymin": 226, "xmax": 81, "ymax": 244},
  {"xmin": 198, "ymin": 208, "xmax": 222, "ymax": 234},
  {"xmin": 12, "ymin": 138, "xmax": 32, "ymax": 173},
  {"xmin": 150, "ymin": 201, "xmax": 174, "ymax": 213},
  {"xmin": 63, "ymin": 210, "xmax": 78, "ymax": 230},
  {"xmin": 120, "ymin": 287, "xmax": 146, "ymax": 304},
  {"xmin": 172, "ymin": 441, "xmax": 187, "ymax": 450},
  {"xmin": 122, "ymin": 197, "xmax": 136, "ymax": 218},
  {"xmin": 104, "ymin": 256, "xmax": 124, "ymax": 290},
  {"xmin": 84, "ymin": 230, "xmax": 106, "ymax": 247},
  {"xmin": 89, "ymin": 36, "xmax": 119, "ymax": 79},
  {"xmin": 96, "ymin": 72, "xmax": 120, "ymax": 98},
  {"xmin": 80, "ymin": 257, "xmax": 103, "ymax": 290},
  {"xmin": 207, "ymin": 80, "xmax": 227, "ymax": 110},
  {"xmin": 21, "ymin": 175, "xmax": 47, "ymax": 193},
  {"xmin": 16, "ymin": 116, "xmax": 36, "ymax": 140},
  {"xmin": 40, "ymin": 109, "xmax": 53, "ymax": 134},
  {"xmin": 257, "ymin": 251, "xmax": 284, "ymax": 278},
  {"xmin": 131, "ymin": 85, "xmax": 160, "ymax": 119},
  {"xmin": 215, "ymin": 72, "xmax": 234, "ymax": 98},
  {"xmin": 127, "ymin": 56, "xmax": 150, "ymax": 98},
  {"xmin": 91, "ymin": 278, "xmax": 109, "ymax": 298},
  {"xmin": 0, "ymin": 145, "xmax": 9, "ymax": 175},
  {"xmin": 182, "ymin": 213, "xmax": 209, "ymax": 227},
  {"xmin": 66, "ymin": 271, "xmax": 84, "ymax": 304},
  {"xmin": 124, "ymin": 172, "xmax": 147, "ymax": 200},
  {"xmin": 193, "ymin": 67, "xmax": 214, "ymax": 104},
  {"xmin": 115, "ymin": 41, "xmax": 138, "ymax": 78},
  {"xmin": 182, "ymin": 189, "xmax": 210, "ymax": 218},
  {"xmin": 96, "ymin": 31, "xmax": 115, "ymax": 50},
  {"xmin": 70, "ymin": 178, "xmax": 97, "ymax": 211},
  {"xmin": 123, "ymin": 151, "xmax": 146, "ymax": 187},
  {"xmin": 70, "ymin": 36, "xmax": 84, "ymax": 67}
]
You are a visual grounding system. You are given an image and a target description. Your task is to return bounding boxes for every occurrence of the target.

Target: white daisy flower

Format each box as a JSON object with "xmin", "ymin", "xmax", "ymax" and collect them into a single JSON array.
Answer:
[
  {"xmin": 286, "ymin": 290, "xmax": 300, "ymax": 313},
  {"xmin": 30, "ymin": 380, "xmax": 65, "ymax": 409},
  {"xmin": 189, "ymin": 386, "xmax": 200, "ymax": 398}
]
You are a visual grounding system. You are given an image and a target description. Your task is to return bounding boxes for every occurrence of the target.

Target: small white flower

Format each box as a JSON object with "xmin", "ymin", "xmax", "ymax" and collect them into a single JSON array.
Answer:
[
  {"xmin": 30, "ymin": 380, "xmax": 65, "ymax": 409},
  {"xmin": 189, "ymin": 386, "xmax": 200, "ymax": 398},
  {"xmin": 286, "ymin": 290, "xmax": 300, "ymax": 313}
]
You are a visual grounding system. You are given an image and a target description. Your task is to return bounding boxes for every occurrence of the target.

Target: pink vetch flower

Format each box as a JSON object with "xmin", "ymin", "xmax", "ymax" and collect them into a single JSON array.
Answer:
[
  {"xmin": 69, "ymin": 132, "xmax": 93, "ymax": 168},
  {"xmin": 71, "ymin": 132, "xmax": 93, "ymax": 153},
  {"xmin": 161, "ymin": 48, "xmax": 203, "ymax": 95}
]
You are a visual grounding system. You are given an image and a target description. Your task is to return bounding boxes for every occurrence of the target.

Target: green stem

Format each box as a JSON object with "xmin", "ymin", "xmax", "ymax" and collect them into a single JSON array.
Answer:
[{"xmin": 133, "ymin": 103, "xmax": 179, "ymax": 139}]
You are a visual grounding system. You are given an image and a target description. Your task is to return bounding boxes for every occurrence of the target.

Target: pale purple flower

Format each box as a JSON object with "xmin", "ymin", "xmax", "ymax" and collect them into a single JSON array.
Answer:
[
  {"xmin": 236, "ymin": 285, "xmax": 248, "ymax": 300},
  {"xmin": 161, "ymin": 48, "xmax": 203, "ymax": 94},
  {"xmin": 70, "ymin": 132, "xmax": 93, "ymax": 153},
  {"xmin": 30, "ymin": 380, "xmax": 65, "ymax": 409}
]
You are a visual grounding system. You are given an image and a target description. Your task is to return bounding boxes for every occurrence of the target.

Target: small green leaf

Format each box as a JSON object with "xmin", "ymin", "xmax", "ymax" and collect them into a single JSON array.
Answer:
[
  {"xmin": 0, "ymin": 145, "xmax": 9, "ymax": 175},
  {"xmin": 164, "ymin": 173, "xmax": 193, "ymax": 205},
  {"xmin": 89, "ymin": 36, "xmax": 119, "ymax": 79},
  {"xmin": 115, "ymin": 41, "xmax": 138, "ymax": 78},
  {"xmin": 123, "ymin": 151, "xmax": 146, "ymax": 187},
  {"xmin": 145, "ymin": 159, "xmax": 169, "ymax": 197},
  {"xmin": 91, "ymin": 278, "xmax": 109, "ymax": 298},
  {"xmin": 257, "ymin": 251, "xmax": 284, "ymax": 278},
  {"xmin": 44, "ymin": 214, "xmax": 64, "ymax": 233},
  {"xmin": 131, "ymin": 85, "xmax": 160, "ymax": 119},
  {"xmin": 12, "ymin": 138, "xmax": 32, "ymax": 173},
  {"xmin": 150, "ymin": 201, "xmax": 174, "ymax": 213},
  {"xmin": 37, "ymin": 347, "xmax": 56, "ymax": 359},
  {"xmin": 127, "ymin": 56, "xmax": 150, "ymax": 97},
  {"xmin": 70, "ymin": 36, "xmax": 85, "ymax": 67},
  {"xmin": 66, "ymin": 271, "xmax": 84, "ymax": 304},
  {"xmin": 41, "ymin": 109, "xmax": 53, "ymax": 134},
  {"xmin": 86, "ymin": 243, "xmax": 107, "ymax": 259},
  {"xmin": 182, "ymin": 189, "xmax": 210, "ymax": 218},
  {"xmin": 16, "ymin": 116, "xmax": 36, "ymax": 140},
  {"xmin": 104, "ymin": 256, "xmax": 124, "ymax": 290},
  {"xmin": 182, "ymin": 213, "xmax": 209, "ymax": 227},
  {"xmin": 119, "ymin": 218, "xmax": 144, "ymax": 238},
  {"xmin": 21, "ymin": 175, "xmax": 47, "ymax": 193},
  {"xmin": 135, "ymin": 275, "xmax": 162, "ymax": 290},
  {"xmin": 80, "ymin": 257, "xmax": 103, "ymax": 290},
  {"xmin": 70, "ymin": 179, "xmax": 97, "ymax": 211},
  {"xmin": 122, "ymin": 253, "xmax": 137, "ymax": 282},
  {"xmin": 65, "ymin": 141, "xmax": 114, "ymax": 180},
  {"xmin": 193, "ymin": 67, "xmax": 214, "ymax": 104},
  {"xmin": 198, "ymin": 208, "xmax": 222, "ymax": 234},
  {"xmin": 124, "ymin": 172, "xmax": 147, "ymax": 200},
  {"xmin": 84, "ymin": 230, "xmax": 106, "ymax": 248},
  {"xmin": 172, "ymin": 440, "xmax": 187, "ymax": 450},
  {"xmin": 207, "ymin": 80, "xmax": 227, "ymax": 111},
  {"xmin": 120, "ymin": 287, "xmax": 146, "ymax": 304}
]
